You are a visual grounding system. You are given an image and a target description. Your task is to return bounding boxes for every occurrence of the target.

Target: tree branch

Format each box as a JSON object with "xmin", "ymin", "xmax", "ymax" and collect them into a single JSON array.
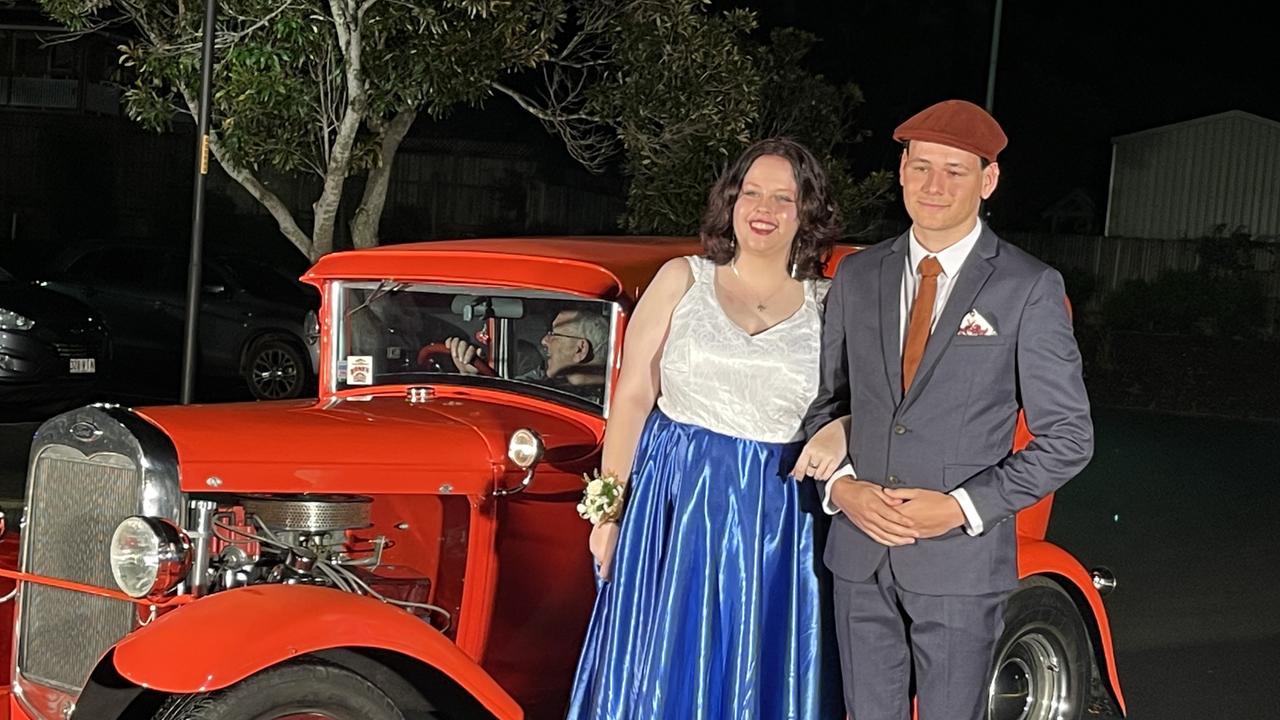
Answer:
[
  {"xmin": 490, "ymin": 81, "xmax": 602, "ymax": 124},
  {"xmin": 144, "ymin": 2, "xmax": 300, "ymax": 57},
  {"xmin": 350, "ymin": 108, "xmax": 417, "ymax": 248},
  {"xmin": 309, "ymin": 0, "xmax": 368, "ymax": 256},
  {"xmin": 178, "ymin": 86, "xmax": 314, "ymax": 258},
  {"xmin": 213, "ymin": 141, "xmax": 316, "ymax": 258}
]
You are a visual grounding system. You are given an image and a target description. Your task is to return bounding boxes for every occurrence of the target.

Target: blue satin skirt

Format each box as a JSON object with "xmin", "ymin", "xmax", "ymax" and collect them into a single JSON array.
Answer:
[{"xmin": 566, "ymin": 410, "xmax": 840, "ymax": 719}]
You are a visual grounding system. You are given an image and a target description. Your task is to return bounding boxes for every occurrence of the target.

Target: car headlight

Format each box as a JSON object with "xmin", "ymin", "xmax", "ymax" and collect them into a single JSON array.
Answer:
[
  {"xmin": 507, "ymin": 428, "xmax": 545, "ymax": 469},
  {"xmin": 109, "ymin": 516, "xmax": 192, "ymax": 599},
  {"xmin": 0, "ymin": 307, "xmax": 34, "ymax": 331}
]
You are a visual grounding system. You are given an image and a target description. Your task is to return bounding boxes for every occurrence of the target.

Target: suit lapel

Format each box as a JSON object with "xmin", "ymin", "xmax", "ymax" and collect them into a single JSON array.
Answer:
[
  {"xmin": 902, "ymin": 227, "xmax": 1000, "ymax": 408},
  {"xmin": 879, "ymin": 232, "xmax": 909, "ymax": 400}
]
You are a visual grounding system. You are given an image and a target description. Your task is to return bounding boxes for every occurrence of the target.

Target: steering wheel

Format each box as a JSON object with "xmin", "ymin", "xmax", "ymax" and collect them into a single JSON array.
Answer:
[{"xmin": 416, "ymin": 342, "xmax": 495, "ymax": 376}]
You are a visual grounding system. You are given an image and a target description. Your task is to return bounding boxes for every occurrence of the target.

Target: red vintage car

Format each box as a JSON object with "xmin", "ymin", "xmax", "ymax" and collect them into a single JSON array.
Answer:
[{"xmin": 0, "ymin": 237, "xmax": 1125, "ymax": 720}]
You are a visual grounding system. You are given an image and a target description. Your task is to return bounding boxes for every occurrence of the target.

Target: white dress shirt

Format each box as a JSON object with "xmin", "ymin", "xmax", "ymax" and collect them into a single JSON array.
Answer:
[{"xmin": 822, "ymin": 220, "xmax": 986, "ymax": 536}]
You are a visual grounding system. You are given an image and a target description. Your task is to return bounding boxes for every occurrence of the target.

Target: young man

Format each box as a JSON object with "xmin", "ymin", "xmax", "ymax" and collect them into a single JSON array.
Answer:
[{"xmin": 802, "ymin": 99, "xmax": 1094, "ymax": 719}]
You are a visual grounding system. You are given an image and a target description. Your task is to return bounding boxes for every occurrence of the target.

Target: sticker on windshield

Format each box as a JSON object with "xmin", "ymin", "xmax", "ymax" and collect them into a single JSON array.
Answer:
[{"xmin": 346, "ymin": 355, "xmax": 373, "ymax": 385}]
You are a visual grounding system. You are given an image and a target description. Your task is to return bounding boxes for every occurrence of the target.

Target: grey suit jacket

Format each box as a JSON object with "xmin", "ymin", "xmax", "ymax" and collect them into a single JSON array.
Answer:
[{"xmin": 804, "ymin": 226, "xmax": 1093, "ymax": 596}]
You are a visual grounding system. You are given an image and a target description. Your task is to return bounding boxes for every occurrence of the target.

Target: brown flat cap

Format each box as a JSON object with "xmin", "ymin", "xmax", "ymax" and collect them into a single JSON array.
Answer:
[{"xmin": 893, "ymin": 99, "xmax": 1008, "ymax": 162}]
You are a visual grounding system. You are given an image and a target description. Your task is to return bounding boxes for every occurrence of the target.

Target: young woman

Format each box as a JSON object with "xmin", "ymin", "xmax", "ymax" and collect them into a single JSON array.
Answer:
[{"xmin": 567, "ymin": 138, "xmax": 844, "ymax": 719}]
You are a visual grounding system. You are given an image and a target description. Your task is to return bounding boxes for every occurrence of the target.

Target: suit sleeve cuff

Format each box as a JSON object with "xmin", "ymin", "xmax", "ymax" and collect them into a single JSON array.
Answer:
[
  {"xmin": 950, "ymin": 488, "xmax": 983, "ymax": 536},
  {"xmin": 822, "ymin": 464, "xmax": 857, "ymax": 515}
]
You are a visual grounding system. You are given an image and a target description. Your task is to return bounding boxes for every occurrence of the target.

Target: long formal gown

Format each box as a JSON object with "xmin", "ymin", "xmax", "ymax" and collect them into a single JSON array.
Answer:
[{"xmin": 566, "ymin": 255, "xmax": 840, "ymax": 719}]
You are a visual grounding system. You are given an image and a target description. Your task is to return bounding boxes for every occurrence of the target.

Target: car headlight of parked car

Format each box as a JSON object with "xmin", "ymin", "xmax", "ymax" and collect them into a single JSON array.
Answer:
[
  {"xmin": 0, "ymin": 307, "xmax": 34, "ymax": 331},
  {"xmin": 109, "ymin": 516, "xmax": 192, "ymax": 598}
]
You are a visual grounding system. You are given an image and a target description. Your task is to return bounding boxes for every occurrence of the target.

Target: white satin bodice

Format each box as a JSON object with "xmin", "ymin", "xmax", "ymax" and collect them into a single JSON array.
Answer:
[{"xmin": 656, "ymin": 255, "xmax": 827, "ymax": 443}]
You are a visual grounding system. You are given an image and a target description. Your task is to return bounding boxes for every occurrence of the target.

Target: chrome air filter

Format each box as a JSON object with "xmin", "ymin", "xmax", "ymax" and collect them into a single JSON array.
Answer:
[{"xmin": 241, "ymin": 495, "xmax": 373, "ymax": 533}]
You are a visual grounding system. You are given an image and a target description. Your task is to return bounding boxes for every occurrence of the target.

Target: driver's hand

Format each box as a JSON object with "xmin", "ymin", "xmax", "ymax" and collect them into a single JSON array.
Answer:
[{"xmin": 444, "ymin": 337, "xmax": 479, "ymax": 375}]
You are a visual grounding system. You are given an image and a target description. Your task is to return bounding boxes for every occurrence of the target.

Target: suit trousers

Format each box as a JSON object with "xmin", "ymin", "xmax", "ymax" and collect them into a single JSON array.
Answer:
[{"xmin": 833, "ymin": 556, "xmax": 1006, "ymax": 720}]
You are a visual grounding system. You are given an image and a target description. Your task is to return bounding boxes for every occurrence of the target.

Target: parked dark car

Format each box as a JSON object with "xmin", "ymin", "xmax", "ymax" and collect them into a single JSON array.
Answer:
[
  {"xmin": 0, "ymin": 263, "xmax": 109, "ymax": 416},
  {"xmin": 44, "ymin": 241, "xmax": 319, "ymax": 401}
]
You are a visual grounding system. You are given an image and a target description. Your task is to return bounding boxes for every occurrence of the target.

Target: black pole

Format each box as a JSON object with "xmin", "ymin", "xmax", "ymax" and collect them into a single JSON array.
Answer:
[
  {"xmin": 180, "ymin": 0, "xmax": 217, "ymax": 404},
  {"xmin": 984, "ymin": 0, "xmax": 1003, "ymax": 114}
]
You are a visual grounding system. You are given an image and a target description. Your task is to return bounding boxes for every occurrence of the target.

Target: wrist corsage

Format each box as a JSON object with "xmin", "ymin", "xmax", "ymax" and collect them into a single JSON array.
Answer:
[{"xmin": 577, "ymin": 469, "xmax": 626, "ymax": 525}]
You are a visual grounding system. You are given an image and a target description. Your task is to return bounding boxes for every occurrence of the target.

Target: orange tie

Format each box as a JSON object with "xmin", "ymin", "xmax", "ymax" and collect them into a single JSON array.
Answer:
[{"xmin": 902, "ymin": 256, "xmax": 944, "ymax": 392}]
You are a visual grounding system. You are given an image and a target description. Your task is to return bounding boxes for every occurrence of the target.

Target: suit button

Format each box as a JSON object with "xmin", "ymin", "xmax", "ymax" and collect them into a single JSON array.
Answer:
[
  {"xmin": 888, "ymin": 475, "xmax": 901, "ymax": 486},
  {"xmin": 893, "ymin": 424, "xmax": 907, "ymax": 435}
]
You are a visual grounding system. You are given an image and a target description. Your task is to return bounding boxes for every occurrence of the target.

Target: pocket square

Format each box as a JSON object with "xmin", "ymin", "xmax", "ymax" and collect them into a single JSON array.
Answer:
[{"xmin": 958, "ymin": 309, "xmax": 997, "ymax": 336}]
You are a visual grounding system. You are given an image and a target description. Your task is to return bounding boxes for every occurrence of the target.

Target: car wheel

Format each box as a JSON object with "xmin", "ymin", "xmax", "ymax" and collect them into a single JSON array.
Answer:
[
  {"xmin": 152, "ymin": 660, "xmax": 404, "ymax": 720},
  {"xmin": 245, "ymin": 336, "xmax": 308, "ymax": 400},
  {"xmin": 987, "ymin": 577, "xmax": 1090, "ymax": 720}
]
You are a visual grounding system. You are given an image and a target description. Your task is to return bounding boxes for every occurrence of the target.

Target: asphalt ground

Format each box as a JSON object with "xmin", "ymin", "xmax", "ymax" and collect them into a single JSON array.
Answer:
[
  {"xmin": 0, "ymin": 405, "xmax": 1276, "ymax": 718},
  {"xmin": 1048, "ymin": 407, "xmax": 1280, "ymax": 719}
]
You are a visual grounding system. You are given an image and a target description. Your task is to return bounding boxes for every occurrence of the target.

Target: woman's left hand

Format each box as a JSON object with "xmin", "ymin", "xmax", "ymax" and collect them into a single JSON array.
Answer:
[
  {"xmin": 790, "ymin": 416, "xmax": 849, "ymax": 481},
  {"xmin": 589, "ymin": 521, "xmax": 621, "ymax": 581}
]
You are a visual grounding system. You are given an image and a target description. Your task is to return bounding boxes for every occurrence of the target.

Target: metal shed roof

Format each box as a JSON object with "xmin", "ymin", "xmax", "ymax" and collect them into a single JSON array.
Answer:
[{"xmin": 1106, "ymin": 110, "xmax": 1280, "ymax": 239}]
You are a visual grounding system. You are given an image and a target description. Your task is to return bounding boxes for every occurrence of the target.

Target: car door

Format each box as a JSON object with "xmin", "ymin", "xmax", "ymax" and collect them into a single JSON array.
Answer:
[{"xmin": 54, "ymin": 246, "xmax": 186, "ymax": 397}]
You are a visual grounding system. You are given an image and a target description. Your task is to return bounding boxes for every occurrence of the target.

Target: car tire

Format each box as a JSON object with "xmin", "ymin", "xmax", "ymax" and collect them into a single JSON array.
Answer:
[
  {"xmin": 152, "ymin": 660, "xmax": 404, "ymax": 720},
  {"xmin": 244, "ymin": 336, "xmax": 309, "ymax": 400},
  {"xmin": 987, "ymin": 577, "xmax": 1090, "ymax": 720}
]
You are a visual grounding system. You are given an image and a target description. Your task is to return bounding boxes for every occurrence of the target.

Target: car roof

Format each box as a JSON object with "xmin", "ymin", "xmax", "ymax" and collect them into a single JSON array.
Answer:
[
  {"xmin": 48, "ymin": 238, "xmax": 310, "ymax": 275},
  {"xmin": 304, "ymin": 236, "xmax": 864, "ymax": 302},
  {"xmin": 304, "ymin": 236, "xmax": 703, "ymax": 302}
]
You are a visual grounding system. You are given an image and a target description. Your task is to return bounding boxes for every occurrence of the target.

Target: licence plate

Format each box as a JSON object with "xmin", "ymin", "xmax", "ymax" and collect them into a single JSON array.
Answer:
[{"xmin": 69, "ymin": 358, "xmax": 96, "ymax": 374}]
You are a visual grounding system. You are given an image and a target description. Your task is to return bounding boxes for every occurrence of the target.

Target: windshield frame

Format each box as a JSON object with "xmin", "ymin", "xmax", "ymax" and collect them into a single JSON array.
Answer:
[{"xmin": 326, "ymin": 279, "xmax": 618, "ymax": 416}]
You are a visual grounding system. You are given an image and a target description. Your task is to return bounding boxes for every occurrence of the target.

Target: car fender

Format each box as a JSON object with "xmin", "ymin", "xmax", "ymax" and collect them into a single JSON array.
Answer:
[
  {"xmin": 1018, "ymin": 539, "xmax": 1127, "ymax": 715},
  {"xmin": 111, "ymin": 584, "xmax": 520, "ymax": 719}
]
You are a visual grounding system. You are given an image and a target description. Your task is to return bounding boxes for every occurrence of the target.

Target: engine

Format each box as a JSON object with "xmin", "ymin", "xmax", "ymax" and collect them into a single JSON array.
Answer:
[{"xmin": 196, "ymin": 494, "xmax": 446, "ymax": 626}]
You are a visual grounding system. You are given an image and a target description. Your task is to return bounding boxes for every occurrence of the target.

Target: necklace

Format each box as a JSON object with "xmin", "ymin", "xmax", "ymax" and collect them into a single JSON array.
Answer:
[{"xmin": 730, "ymin": 260, "xmax": 790, "ymax": 312}]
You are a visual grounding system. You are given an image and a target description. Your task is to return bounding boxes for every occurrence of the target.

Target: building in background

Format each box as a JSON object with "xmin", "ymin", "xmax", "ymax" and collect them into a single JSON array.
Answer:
[{"xmin": 1105, "ymin": 110, "xmax": 1280, "ymax": 240}]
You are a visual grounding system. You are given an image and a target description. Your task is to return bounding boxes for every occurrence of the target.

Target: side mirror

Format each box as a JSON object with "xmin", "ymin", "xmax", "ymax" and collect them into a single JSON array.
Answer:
[{"xmin": 303, "ymin": 310, "xmax": 319, "ymax": 345}]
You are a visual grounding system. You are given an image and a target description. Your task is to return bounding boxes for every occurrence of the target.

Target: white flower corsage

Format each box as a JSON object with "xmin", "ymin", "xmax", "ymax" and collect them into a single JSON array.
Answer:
[{"xmin": 576, "ymin": 469, "xmax": 626, "ymax": 525}]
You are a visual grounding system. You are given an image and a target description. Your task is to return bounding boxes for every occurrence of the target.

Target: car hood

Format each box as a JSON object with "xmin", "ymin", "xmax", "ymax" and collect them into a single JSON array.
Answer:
[
  {"xmin": 135, "ymin": 391, "xmax": 603, "ymax": 495},
  {"xmin": 0, "ymin": 281, "xmax": 101, "ymax": 331}
]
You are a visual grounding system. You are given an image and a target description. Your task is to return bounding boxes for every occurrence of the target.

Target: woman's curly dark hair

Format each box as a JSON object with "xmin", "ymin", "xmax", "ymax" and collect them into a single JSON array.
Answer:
[{"xmin": 699, "ymin": 137, "xmax": 842, "ymax": 280}]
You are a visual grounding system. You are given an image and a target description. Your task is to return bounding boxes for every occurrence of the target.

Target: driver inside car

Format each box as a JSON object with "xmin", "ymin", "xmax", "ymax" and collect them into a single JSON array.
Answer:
[{"xmin": 444, "ymin": 307, "xmax": 608, "ymax": 404}]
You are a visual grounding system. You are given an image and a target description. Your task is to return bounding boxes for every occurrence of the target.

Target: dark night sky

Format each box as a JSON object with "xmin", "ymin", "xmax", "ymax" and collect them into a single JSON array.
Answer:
[{"xmin": 717, "ymin": 0, "xmax": 1280, "ymax": 232}]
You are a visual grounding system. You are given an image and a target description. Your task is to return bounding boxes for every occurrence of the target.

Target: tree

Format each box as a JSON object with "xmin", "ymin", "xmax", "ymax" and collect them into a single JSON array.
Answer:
[
  {"xmin": 503, "ymin": 7, "xmax": 894, "ymax": 237},
  {"xmin": 40, "ymin": 0, "xmax": 564, "ymax": 260},
  {"xmin": 39, "ymin": 0, "xmax": 890, "ymax": 257},
  {"xmin": 502, "ymin": 0, "xmax": 761, "ymax": 235}
]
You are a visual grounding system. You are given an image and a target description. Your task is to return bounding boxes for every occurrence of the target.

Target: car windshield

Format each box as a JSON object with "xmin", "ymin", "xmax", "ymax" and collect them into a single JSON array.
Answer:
[{"xmin": 334, "ymin": 281, "xmax": 614, "ymax": 410}]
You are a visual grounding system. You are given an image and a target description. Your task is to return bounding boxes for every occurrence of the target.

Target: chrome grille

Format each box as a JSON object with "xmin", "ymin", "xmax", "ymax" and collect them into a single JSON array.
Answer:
[
  {"xmin": 50, "ymin": 341, "xmax": 101, "ymax": 358},
  {"xmin": 20, "ymin": 450, "xmax": 140, "ymax": 692}
]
